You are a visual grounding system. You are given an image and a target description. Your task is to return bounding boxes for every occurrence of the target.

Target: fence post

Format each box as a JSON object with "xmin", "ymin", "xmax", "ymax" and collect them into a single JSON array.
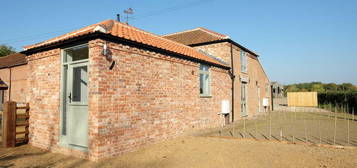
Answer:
[
  {"xmin": 2, "ymin": 101, "xmax": 17, "ymax": 148},
  {"xmin": 334, "ymin": 106, "xmax": 337, "ymax": 145}
]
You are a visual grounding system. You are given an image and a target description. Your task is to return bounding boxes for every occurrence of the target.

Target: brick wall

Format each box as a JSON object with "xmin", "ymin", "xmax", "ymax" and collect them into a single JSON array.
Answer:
[
  {"xmin": 26, "ymin": 49, "xmax": 62, "ymax": 150},
  {"xmin": 194, "ymin": 42, "xmax": 271, "ymax": 121},
  {"xmin": 88, "ymin": 39, "xmax": 231, "ymax": 160},
  {"xmin": 26, "ymin": 39, "xmax": 231, "ymax": 160}
]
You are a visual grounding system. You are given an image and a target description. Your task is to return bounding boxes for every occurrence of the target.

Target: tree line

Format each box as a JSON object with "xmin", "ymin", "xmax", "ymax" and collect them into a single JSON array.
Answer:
[{"xmin": 284, "ymin": 82, "xmax": 357, "ymax": 94}]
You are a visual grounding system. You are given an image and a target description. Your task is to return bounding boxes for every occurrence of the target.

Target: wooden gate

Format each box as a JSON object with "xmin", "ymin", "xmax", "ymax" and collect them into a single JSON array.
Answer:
[{"xmin": 2, "ymin": 101, "xmax": 29, "ymax": 147}]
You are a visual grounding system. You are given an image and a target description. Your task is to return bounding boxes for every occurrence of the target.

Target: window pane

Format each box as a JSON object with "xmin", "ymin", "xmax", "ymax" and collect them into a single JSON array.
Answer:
[
  {"xmin": 199, "ymin": 64, "xmax": 210, "ymax": 96},
  {"xmin": 72, "ymin": 66, "xmax": 88, "ymax": 102},
  {"xmin": 200, "ymin": 64, "xmax": 209, "ymax": 71},
  {"xmin": 204, "ymin": 74, "xmax": 209, "ymax": 94},
  {"xmin": 64, "ymin": 45, "xmax": 88, "ymax": 62},
  {"xmin": 200, "ymin": 74, "xmax": 204, "ymax": 94}
]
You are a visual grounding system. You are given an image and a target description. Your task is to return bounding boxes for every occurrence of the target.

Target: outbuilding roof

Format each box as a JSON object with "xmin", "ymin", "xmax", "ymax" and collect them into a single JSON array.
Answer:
[
  {"xmin": 23, "ymin": 20, "xmax": 228, "ymax": 68},
  {"xmin": 0, "ymin": 53, "xmax": 27, "ymax": 69},
  {"xmin": 0, "ymin": 78, "xmax": 8, "ymax": 90},
  {"xmin": 162, "ymin": 27, "xmax": 230, "ymax": 46}
]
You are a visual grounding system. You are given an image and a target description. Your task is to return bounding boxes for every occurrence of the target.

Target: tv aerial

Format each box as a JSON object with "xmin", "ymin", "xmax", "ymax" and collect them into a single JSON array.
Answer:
[{"xmin": 124, "ymin": 8, "xmax": 134, "ymax": 24}]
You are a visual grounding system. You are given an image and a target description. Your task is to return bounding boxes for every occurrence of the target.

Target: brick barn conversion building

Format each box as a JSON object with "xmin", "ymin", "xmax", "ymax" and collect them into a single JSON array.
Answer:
[
  {"xmin": 1, "ymin": 19, "xmax": 271, "ymax": 160},
  {"xmin": 0, "ymin": 53, "xmax": 28, "ymax": 110}
]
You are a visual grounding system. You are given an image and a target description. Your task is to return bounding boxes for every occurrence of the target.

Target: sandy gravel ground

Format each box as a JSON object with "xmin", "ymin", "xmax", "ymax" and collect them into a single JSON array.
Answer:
[
  {"xmin": 204, "ymin": 111, "xmax": 357, "ymax": 147},
  {"xmin": 0, "ymin": 136, "xmax": 356, "ymax": 168}
]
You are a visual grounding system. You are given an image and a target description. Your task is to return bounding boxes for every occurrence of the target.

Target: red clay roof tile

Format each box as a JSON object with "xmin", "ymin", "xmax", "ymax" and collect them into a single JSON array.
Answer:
[
  {"xmin": 24, "ymin": 20, "xmax": 226, "ymax": 67},
  {"xmin": 162, "ymin": 28, "xmax": 229, "ymax": 45}
]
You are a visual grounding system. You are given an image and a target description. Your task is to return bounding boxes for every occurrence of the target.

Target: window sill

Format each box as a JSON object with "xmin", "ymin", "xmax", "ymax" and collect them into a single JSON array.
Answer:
[{"xmin": 200, "ymin": 95, "xmax": 212, "ymax": 98}]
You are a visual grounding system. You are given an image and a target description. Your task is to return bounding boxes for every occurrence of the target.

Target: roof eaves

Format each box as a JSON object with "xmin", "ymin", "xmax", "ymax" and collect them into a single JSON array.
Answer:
[
  {"xmin": 0, "ymin": 62, "xmax": 27, "ymax": 70},
  {"xmin": 189, "ymin": 39, "xmax": 259, "ymax": 57},
  {"xmin": 21, "ymin": 31, "xmax": 230, "ymax": 70},
  {"xmin": 21, "ymin": 32, "xmax": 101, "ymax": 55},
  {"xmin": 0, "ymin": 78, "xmax": 8, "ymax": 90},
  {"xmin": 197, "ymin": 49, "xmax": 229, "ymax": 66},
  {"xmin": 197, "ymin": 27, "xmax": 230, "ymax": 39},
  {"xmin": 99, "ymin": 33, "xmax": 230, "ymax": 70}
]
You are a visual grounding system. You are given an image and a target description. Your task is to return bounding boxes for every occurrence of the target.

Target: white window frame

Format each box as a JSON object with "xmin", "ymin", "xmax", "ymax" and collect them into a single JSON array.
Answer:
[
  {"xmin": 241, "ymin": 50, "xmax": 248, "ymax": 73},
  {"xmin": 199, "ymin": 64, "xmax": 211, "ymax": 97}
]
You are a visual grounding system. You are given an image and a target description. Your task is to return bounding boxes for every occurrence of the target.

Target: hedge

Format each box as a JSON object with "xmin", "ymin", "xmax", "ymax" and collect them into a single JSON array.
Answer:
[{"xmin": 318, "ymin": 92, "xmax": 357, "ymax": 114}]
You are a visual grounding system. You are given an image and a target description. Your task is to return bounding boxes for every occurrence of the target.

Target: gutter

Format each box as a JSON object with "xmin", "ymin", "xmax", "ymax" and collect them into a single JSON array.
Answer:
[{"xmin": 0, "ymin": 62, "xmax": 27, "ymax": 70}]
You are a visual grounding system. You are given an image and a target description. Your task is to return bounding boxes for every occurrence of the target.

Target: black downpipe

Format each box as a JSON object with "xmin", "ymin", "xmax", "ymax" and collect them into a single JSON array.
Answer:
[{"xmin": 230, "ymin": 44, "xmax": 235, "ymax": 122}]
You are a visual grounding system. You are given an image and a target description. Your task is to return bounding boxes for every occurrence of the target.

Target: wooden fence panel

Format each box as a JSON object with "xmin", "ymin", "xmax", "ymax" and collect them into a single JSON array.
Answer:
[{"xmin": 287, "ymin": 92, "xmax": 318, "ymax": 107}]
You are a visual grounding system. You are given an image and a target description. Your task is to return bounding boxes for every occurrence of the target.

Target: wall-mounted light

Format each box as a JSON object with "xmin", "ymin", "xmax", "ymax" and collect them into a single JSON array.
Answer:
[{"xmin": 102, "ymin": 42, "xmax": 112, "ymax": 61}]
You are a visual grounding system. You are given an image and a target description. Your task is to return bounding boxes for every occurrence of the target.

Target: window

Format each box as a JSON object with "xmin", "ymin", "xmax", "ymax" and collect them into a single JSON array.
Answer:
[
  {"xmin": 266, "ymin": 84, "xmax": 270, "ymax": 94},
  {"xmin": 240, "ymin": 50, "xmax": 247, "ymax": 73},
  {"xmin": 199, "ymin": 64, "xmax": 211, "ymax": 96},
  {"xmin": 63, "ymin": 44, "xmax": 89, "ymax": 63}
]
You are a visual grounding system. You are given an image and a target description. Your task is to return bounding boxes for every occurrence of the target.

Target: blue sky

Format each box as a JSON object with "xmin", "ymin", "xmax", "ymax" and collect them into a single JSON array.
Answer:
[{"xmin": 1, "ymin": 0, "xmax": 356, "ymax": 85}]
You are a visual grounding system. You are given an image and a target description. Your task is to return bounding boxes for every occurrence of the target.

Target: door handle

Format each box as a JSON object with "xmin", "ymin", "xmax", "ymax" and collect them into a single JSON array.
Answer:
[{"xmin": 68, "ymin": 93, "xmax": 72, "ymax": 103}]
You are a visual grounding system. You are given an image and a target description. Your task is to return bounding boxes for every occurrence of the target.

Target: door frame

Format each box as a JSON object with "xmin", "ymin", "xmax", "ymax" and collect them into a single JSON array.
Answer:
[{"xmin": 59, "ymin": 44, "xmax": 89, "ymax": 151}]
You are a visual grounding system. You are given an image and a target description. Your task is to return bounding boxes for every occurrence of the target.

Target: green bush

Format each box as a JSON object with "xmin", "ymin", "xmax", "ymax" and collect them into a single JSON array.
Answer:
[{"xmin": 318, "ymin": 92, "xmax": 357, "ymax": 114}]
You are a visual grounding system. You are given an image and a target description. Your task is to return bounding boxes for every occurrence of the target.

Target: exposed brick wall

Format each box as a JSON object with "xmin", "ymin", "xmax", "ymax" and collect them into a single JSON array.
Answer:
[
  {"xmin": 26, "ymin": 39, "xmax": 231, "ymax": 160},
  {"xmin": 88, "ymin": 39, "xmax": 231, "ymax": 160},
  {"xmin": 26, "ymin": 49, "xmax": 62, "ymax": 150},
  {"xmin": 193, "ymin": 42, "xmax": 271, "ymax": 121},
  {"xmin": 194, "ymin": 42, "xmax": 232, "ymax": 65}
]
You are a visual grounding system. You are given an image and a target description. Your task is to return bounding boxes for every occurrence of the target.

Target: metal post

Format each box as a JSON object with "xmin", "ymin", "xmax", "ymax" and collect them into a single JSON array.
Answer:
[
  {"xmin": 304, "ymin": 118, "xmax": 307, "ymax": 143},
  {"xmin": 334, "ymin": 106, "xmax": 337, "ymax": 145},
  {"xmin": 319, "ymin": 119, "xmax": 321, "ymax": 145},
  {"xmin": 347, "ymin": 111, "xmax": 350, "ymax": 146},
  {"xmin": 269, "ymin": 111, "xmax": 272, "ymax": 139},
  {"xmin": 279, "ymin": 112, "xmax": 283, "ymax": 141}
]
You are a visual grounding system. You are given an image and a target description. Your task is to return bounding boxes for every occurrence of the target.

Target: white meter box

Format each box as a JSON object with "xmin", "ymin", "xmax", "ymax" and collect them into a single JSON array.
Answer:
[
  {"xmin": 221, "ymin": 100, "xmax": 230, "ymax": 114},
  {"xmin": 263, "ymin": 98, "xmax": 269, "ymax": 107}
]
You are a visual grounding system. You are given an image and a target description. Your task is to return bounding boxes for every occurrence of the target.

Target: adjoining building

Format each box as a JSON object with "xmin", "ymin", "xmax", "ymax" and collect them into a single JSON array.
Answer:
[
  {"xmin": 0, "ymin": 53, "xmax": 28, "ymax": 110},
  {"xmin": 271, "ymin": 82, "xmax": 284, "ymax": 98},
  {"xmin": 0, "ymin": 19, "xmax": 270, "ymax": 160},
  {"xmin": 163, "ymin": 27, "xmax": 271, "ymax": 120}
]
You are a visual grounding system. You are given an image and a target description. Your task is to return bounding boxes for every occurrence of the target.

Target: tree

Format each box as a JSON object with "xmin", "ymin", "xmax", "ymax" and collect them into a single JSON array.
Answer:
[
  {"xmin": 311, "ymin": 83, "xmax": 325, "ymax": 92},
  {"xmin": 0, "ymin": 45, "xmax": 16, "ymax": 57},
  {"xmin": 284, "ymin": 82, "xmax": 357, "ymax": 93},
  {"xmin": 324, "ymin": 83, "xmax": 338, "ymax": 92},
  {"xmin": 339, "ymin": 83, "xmax": 357, "ymax": 92}
]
